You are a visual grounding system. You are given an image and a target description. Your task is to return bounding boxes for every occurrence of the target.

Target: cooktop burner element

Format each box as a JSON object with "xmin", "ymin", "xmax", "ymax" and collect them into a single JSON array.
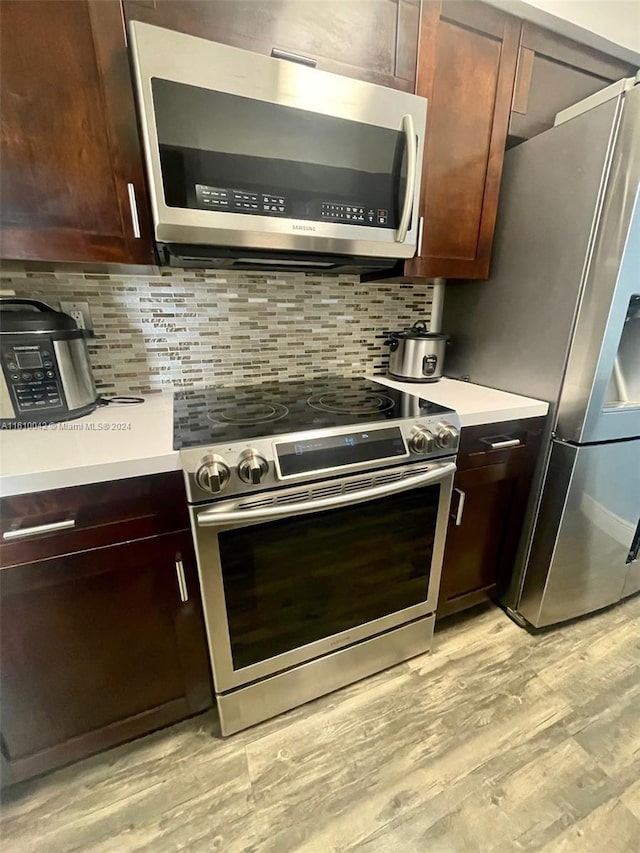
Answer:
[
  {"xmin": 307, "ymin": 389, "xmax": 395, "ymax": 415},
  {"xmin": 174, "ymin": 376, "xmax": 454, "ymax": 449},
  {"xmin": 209, "ymin": 401, "xmax": 289, "ymax": 426}
]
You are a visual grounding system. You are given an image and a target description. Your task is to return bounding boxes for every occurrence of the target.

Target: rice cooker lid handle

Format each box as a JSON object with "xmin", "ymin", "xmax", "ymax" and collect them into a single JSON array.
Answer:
[
  {"xmin": 407, "ymin": 320, "xmax": 449, "ymax": 341},
  {"xmin": 410, "ymin": 320, "xmax": 429, "ymax": 336},
  {"xmin": 387, "ymin": 320, "xmax": 430, "ymax": 341}
]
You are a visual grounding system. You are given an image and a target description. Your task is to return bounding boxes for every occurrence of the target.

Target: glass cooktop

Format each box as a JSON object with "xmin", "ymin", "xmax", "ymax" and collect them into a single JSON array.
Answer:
[{"xmin": 173, "ymin": 376, "xmax": 454, "ymax": 449}]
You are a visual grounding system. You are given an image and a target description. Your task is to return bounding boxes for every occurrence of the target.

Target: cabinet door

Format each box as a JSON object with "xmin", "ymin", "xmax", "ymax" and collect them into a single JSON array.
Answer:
[
  {"xmin": 437, "ymin": 417, "xmax": 546, "ymax": 618},
  {"xmin": 406, "ymin": 1, "xmax": 520, "ymax": 280},
  {"xmin": 0, "ymin": 530, "xmax": 212, "ymax": 784},
  {"xmin": 124, "ymin": 0, "xmax": 420, "ymax": 91},
  {"xmin": 438, "ymin": 462, "xmax": 520, "ymax": 617},
  {"xmin": 0, "ymin": 0, "xmax": 154, "ymax": 265},
  {"xmin": 509, "ymin": 23, "xmax": 636, "ymax": 142}
]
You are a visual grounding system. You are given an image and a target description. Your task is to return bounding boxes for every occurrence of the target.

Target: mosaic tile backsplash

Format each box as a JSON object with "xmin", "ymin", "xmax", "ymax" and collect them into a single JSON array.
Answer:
[{"xmin": 0, "ymin": 268, "xmax": 433, "ymax": 395}]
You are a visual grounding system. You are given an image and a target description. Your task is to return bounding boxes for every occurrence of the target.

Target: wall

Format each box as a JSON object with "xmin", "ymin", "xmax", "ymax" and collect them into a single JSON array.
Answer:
[
  {"xmin": 490, "ymin": 0, "xmax": 640, "ymax": 63},
  {"xmin": 0, "ymin": 268, "xmax": 432, "ymax": 396}
]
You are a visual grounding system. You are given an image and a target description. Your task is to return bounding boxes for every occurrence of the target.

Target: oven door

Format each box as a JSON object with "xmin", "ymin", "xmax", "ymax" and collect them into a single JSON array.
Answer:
[
  {"xmin": 191, "ymin": 460, "xmax": 455, "ymax": 693},
  {"xmin": 129, "ymin": 21, "xmax": 427, "ymax": 259}
]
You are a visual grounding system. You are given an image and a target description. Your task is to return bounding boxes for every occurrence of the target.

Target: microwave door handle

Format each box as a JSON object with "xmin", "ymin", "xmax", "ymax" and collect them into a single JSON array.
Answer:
[
  {"xmin": 196, "ymin": 461, "xmax": 456, "ymax": 528},
  {"xmin": 395, "ymin": 113, "xmax": 417, "ymax": 244}
]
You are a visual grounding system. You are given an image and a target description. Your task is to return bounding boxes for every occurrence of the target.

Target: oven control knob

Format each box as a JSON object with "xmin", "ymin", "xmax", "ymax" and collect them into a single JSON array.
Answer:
[
  {"xmin": 436, "ymin": 423, "xmax": 460, "ymax": 450},
  {"xmin": 238, "ymin": 450, "xmax": 269, "ymax": 486},
  {"xmin": 409, "ymin": 425, "xmax": 436, "ymax": 454},
  {"xmin": 195, "ymin": 455, "xmax": 231, "ymax": 493}
]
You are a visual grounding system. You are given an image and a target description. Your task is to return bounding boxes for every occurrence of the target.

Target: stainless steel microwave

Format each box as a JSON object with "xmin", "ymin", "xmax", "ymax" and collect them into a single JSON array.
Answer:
[{"xmin": 128, "ymin": 22, "xmax": 428, "ymax": 273}]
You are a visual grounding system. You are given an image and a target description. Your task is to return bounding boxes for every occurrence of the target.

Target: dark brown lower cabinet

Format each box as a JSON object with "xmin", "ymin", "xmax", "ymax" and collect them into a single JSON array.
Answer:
[
  {"xmin": 0, "ymin": 475, "xmax": 212, "ymax": 786},
  {"xmin": 438, "ymin": 417, "xmax": 545, "ymax": 618}
]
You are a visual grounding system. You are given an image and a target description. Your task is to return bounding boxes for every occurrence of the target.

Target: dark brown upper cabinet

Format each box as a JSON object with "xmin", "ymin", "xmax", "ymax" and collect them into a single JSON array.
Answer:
[
  {"xmin": 403, "ymin": 1, "xmax": 521, "ymax": 280},
  {"xmin": 124, "ymin": 0, "xmax": 421, "ymax": 92},
  {"xmin": 0, "ymin": 0, "xmax": 154, "ymax": 265},
  {"xmin": 1, "ymin": 0, "xmax": 635, "ymax": 274},
  {"xmin": 509, "ymin": 22, "xmax": 636, "ymax": 143}
]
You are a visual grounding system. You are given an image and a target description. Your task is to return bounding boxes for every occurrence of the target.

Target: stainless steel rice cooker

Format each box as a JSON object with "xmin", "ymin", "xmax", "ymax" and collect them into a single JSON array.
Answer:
[
  {"xmin": 0, "ymin": 298, "xmax": 98, "ymax": 425},
  {"xmin": 385, "ymin": 320, "xmax": 449, "ymax": 382}
]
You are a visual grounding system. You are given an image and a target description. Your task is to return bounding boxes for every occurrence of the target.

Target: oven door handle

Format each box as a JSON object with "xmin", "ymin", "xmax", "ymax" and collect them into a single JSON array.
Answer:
[{"xmin": 196, "ymin": 462, "xmax": 456, "ymax": 527}]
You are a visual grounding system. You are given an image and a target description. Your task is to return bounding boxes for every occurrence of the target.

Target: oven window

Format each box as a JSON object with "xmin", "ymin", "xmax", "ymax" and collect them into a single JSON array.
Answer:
[
  {"xmin": 218, "ymin": 485, "xmax": 440, "ymax": 670},
  {"xmin": 151, "ymin": 78, "xmax": 407, "ymax": 229}
]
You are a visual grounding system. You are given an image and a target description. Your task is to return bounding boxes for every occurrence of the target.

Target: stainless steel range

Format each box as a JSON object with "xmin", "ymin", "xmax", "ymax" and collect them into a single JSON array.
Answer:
[{"xmin": 174, "ymin": 376, "xmax": 460, "ymax": 734}]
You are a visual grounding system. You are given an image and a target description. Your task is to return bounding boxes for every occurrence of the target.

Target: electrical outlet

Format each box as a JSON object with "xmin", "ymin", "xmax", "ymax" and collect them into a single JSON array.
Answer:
[{"xmin": 60, "ymin": 301, "xmax": 93, "ymax": 331}]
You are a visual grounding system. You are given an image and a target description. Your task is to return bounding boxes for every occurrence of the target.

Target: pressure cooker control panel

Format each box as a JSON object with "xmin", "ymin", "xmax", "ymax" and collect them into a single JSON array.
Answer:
[{"xmin": 2, "ymin": 342, "xmax": 64, "ymax": 414}]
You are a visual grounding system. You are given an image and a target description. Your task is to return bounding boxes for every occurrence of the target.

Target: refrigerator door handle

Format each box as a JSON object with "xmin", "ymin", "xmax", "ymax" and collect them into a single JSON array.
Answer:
[{"xmin": 626, "ymin": 518, "xmax": 640, "ymax": 564}]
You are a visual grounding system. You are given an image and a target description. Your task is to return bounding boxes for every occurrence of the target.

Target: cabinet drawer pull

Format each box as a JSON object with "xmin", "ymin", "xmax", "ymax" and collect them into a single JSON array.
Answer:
[
  {"xmin": 485, "ymin": 438, "xmax": 521, "ymax": 450},
  {"xmin": 450, "ymin": 488, "xmax": 466, "ymax": 527},
  {"xmin": 270, "ymin": 47, "xmax": 316, "ymax": 68},
  {"xmin": 175, "ymin": 558, "xmax": 189, "ymax": 603},
  {"xmin": 3, "ymin": 519, "xmax": 76, "ymax": 540},
  {"xmin": 127, "ymin": 182, "xmax": 141, "ymax": 239}
]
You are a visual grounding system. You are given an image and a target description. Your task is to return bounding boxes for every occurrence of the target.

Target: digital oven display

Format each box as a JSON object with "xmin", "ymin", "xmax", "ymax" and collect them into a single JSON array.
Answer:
[{"xmin": 275, "ymin": 427, "xmax": 407, "ymax": 477}]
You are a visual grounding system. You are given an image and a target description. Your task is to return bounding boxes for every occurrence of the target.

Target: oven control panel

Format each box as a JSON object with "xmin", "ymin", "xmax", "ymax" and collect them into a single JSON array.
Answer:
[
  {"xmin": 181, "ymin": 417, "xmax": 460, "ymax": 503},
  {"xmin": 1, "ymin": 342, "xmax": 64, "ymax": 415},
  {"xmin": 275, "ymin": 427, "xmax": 407, "ymax": 479}
]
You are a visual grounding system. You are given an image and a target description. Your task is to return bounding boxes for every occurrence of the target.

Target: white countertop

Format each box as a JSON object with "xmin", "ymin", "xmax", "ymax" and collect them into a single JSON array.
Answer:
[
  {"xmin": 0, "ymin": 378, "xmax": 548, "ymax": 497},
  {"xmin": 371, "ymin": 376, "xmax": 549, "ymax": 427},
  {"xmin": 0, "ymin": 394, "xmax": 180, "ymax": 498}
]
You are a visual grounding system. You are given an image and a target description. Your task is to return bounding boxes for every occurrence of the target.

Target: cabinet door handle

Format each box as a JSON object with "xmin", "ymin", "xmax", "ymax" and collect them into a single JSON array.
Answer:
[
  {"xmin": 3, "ymin": 519, "xmax": 76, "ymax": 540},
  {"xmin": 270, "ymin": 47, "xmax": 317, "ymax": 68},
  {"xmin": 512, "ymin": 47, "xmax": 534, "ymax": 114},
  {"xmin": 485, "ymin": 438, "xmax": 522, "ymax": 450},
  {"xmin": 127, "ymin": 183, "xmax": 141, "ymax": 239},
  {"xmin": 175, "ymin": 558, "xmax": 189, "ymax": 603},
  {"xmin": 450, "ymin": 488, "xmax": 466, "ymax": 527}
]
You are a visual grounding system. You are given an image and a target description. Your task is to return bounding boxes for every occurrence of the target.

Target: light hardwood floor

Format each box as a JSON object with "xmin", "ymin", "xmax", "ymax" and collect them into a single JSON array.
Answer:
[{"xmin": 2, "ymin": 596, "xmax": 640, "ymax": 852}]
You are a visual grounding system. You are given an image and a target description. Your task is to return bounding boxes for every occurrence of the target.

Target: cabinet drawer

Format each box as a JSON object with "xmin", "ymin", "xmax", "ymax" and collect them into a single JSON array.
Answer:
[
  {"xmin": 0, "ymin": 472, "xmax": 189, "ymax": 568},
  {"xmin": 456, "ymin": 416, "xmax": 546, "ymax": 470}
]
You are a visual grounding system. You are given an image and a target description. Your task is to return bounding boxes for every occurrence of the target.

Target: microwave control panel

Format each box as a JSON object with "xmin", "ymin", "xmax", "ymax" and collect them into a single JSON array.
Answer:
[
  {"xmin": 194, "ymin": 184, "xmax": 391, "ymax": 227},
  {"xmin": 320, "ymin": 202, "xmax": 388, "ymax": 226},
  {"xmin": 196, "ymin": 184, "xmax": 286, "ymax": 214},
  {"xmin": 1, "ymin": 342, "xmax": 64, "ymax": 414}
]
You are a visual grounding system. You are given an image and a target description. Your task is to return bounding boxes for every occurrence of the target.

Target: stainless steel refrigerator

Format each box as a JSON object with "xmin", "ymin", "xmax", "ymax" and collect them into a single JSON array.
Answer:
[{"xmin": 443, "ymin": 78, "xmax": 640, "ymax": 629}]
